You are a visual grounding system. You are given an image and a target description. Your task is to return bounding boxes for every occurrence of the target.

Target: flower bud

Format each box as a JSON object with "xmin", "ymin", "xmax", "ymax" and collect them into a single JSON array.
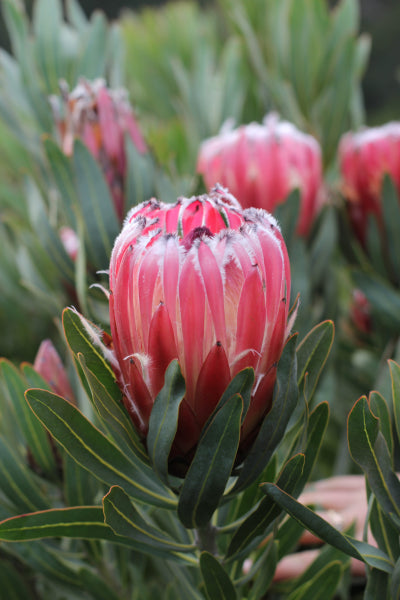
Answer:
[
  {"xmin": 33, "ymin": 339, "xmax": 75, "ymax": 404},
  {"xmin": 197, "ymin": 114, "xmax": 323, "ymax": 236},
  {"xmin": 109, "ymin": 186, "xmax": 292, "ymax": 475},
  {"xmin": 339, "ymin": 122, "xmax": 400, "ymax": 246},
  {"xmin": 51, "ymin": 78, "xmax": 147, "ymax": 222}
]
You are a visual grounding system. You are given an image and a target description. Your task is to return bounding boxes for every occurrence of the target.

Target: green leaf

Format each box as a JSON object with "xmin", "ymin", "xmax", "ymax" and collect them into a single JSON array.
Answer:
[
  {"xmin": 370, "ymin": 498, "xmax": 400, "ymax": 563},
  {"xmin": 352, "ymin": 271, "xmax": 400, "ymax": 332},
  {"xmin": 0, "ymin": 359, "xmax": 56, "ymax": 475},
  {"xmin": 32, "ymin": 0, "xmax": 63, "ymax": 91},
  {"xmin": 232, "ymin": 335, "xmax": 298, "ymax": 494},
  {"xmin": 44, "ymin": 138, "xmax": 77, "ymax": 226},
  {"xmin": 287, "ymin": 560, "xmax": 343, "ymax": 600},
  {"xmin": 200, "ymin": 552, "xmax": 237, "ymax": 600},
  {"xmin": 125, "ymin": 138, "xmax": 156, "ymax": 212},
  {"xmin": 78, "ymin": 353, "xmax": 148, "ymax": 463},
  {"xmin": 72, "ymin": 139, "xmax": 119, "ymax": 267},
  {"xmin": 62, "ymin": 307, "xmax": 118, "ymax": 398},
  {"xmin": 73, "ymin": 12, "xmax": 108, "ymax": 81},
  {"xmin": 369, "ymin": 391, "xmax": 393, "ymax": 455},
  {"xmin": 77, "ymin": 569, "xmax": 122, "ymax": 600},
  {"xmin": 147, "ymin": 360, "xmax": 186, "ymax": 485},
  {"xmin": 391, "ymin": 556, "xmax": 400, "ymax": 600},
  {"xmin": 389, "ymin": 360, "xmax": 400, "ymax": 448},
  {"xmin": 348, "ymin": 396, "xmax": 400, "ymax": 520},
  {"xmin": 103, "ymin": 485, "xmax": 195, "ymax": 557},
  {"xmin": 0, "ymin": 436, "xmax": 50, "ymax": 513},
  {"xmin": 263, "ymin": 483, "xmax": 393, "ymax": 573},
  {"xmin": 226, "ymin": 454, "xmax": 305, "ymax": 560},
  {"xmin": 63, "ymin": 451, "xmax": 100, "ymax": 507},
  {"xmin": 0, "ymin": 506, "xmax": 146, "ymax": 549},
  {"xmin": 178, "ymin": 394, "xmax": 243, "ymax": 528},
  {"xmin": 297, "ymin": 320, "xmax": 334, "ymax": 401},
  {"xmin": 25, "ymin": 388, "xmax": 176, "ymax": 509},
  {"xmin": 364, "ymin": 568, "xmax": 389, "ymax": 600},
  {"xmin": 381, "ymin": 174, "xmax": 400, "ymax": 283},
  {"xmin": 0, "ymin": 561, "xmax": 35, "ymax": 600}
]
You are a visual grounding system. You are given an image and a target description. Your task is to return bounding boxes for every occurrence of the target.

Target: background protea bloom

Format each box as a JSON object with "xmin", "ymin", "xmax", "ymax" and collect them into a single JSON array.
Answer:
[
  {"xmin": 339, "ymin": 122, "xmax": 400, "ymax": 246},
  {"xmin": 196, "ymin": 114, "xmax": 323, "ymax": 237},
  {"xmin": 51, "ymin": 78, "xmax": 147, "ymax": 222},
  {"xmin": 109, "ymin": 186, "xmax": 292, "ymax": 475}
]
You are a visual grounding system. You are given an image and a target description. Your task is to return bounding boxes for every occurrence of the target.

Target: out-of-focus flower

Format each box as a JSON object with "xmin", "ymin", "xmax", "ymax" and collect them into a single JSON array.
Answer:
[
  {"xmin": 339, "ymin": 122, "xmax": 400, "ymax": 246},
  {"xmin": 196, "ymin": 114, "xmax": 323, "ymax": 237},
  {"xmin": 109, "ymin": 186, "xmax": 292, "ymax": 475},
  {"xmin": 51, "ymin": 78, "xmax": 147, "ymax": 222},
  {"xmin": 59, "ymin": 226, "xmax": 79, "ymax": 262},
  {"xmin": 350, "ymin": 289, "xmax": 372, "ymax": 336},
  {"xmin": 33, "ymin": 339, "xmax": 75, "ymax": 404}
]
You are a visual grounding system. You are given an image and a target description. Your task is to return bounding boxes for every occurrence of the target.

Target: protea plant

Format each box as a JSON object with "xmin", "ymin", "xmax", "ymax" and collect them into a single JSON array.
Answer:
[
  {"xmin": 108, "ymin": 186, "xmax": 293, "ymax": 475},
  {"xmin": 196, "ymin": 114, "xmax": 323, "ymax": 237},
  {"xmin": 339, "ymin": 122, "xmax": 400, "ymax": 246},
  {"xmin": 51, "ymin": 78, "xmax": 148, "ymax": 222}
]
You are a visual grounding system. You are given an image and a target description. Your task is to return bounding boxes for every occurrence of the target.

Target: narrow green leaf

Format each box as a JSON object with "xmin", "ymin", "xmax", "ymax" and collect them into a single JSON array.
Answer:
[
  {"xmin": 77, "ymin": 569, "xmax": 122, "ymax": 600},
  {"xmin": 178, "ymin": 394, "xmax": 243, "ymax": 528},
  {"xmin": 78, "ymin": 353, "xmax": 148, "ymax": 463},
  {"xmin": 364, "ymin": 568, "xmax": 389, "ymax": 600},
  {"xmin": 63, "ymin": 451, "xmax": 100, "ymax": 507},
  {"xmin": 103, "ymin": 485, "xmax": 195, "ymax": 556},
  {"xmin": 200, "ymin": 552, "xmax": 237, "ymax": 600},
  {"xmin": 370, "ymin": 498, "xmax": 400, "ymax": 563},
  {"xmin": 25, "ymin": 388, "xmax": 176, "ymax": 508},
  {"xmin": 391, "ymin": 556, "xmax": 400, "ymax": 600},
  {"xmin": 297, "ymin": 321, "xmax": 334, "ymax": 401},
  {"xmin": 74, "ymin": 12, "xmax": 108, "ymax": 80},
  {"xmin": 44, "ymin": 138, "xmax": 77, "ymax": 226},
  {"xmin": 348, "ymin": 396, "xmax": 400, "ymax": 520},
  {"xmin": 0, "ymin": 506, "xmax": 142, "ymax": 549},
  {"xmin": 0, "ymin": 436, "xmax": 50, "ymax": 513},
  {"xmin": 0, "ymin": 561, "xmax": 35, "ymax": 599},
  {"xmin": 381, "ymin": 175, "xmax": 400, "ymax": 282},
  {"xmin": 147, "ymin": 360, "xmax": 186, "ymax": 485},
  {"xmin": 125, "ymin": 137, "xmax": 156, "ymax": 212},
  {"xmin": 233, "ymin": 335, "xmax": 298, "ymax": 494},
  {"xmin": 389, "ymin": 360, "xmax": 400, "ymax": 447},
  {"xmin": 352, "ymin": 271, "xmax": 400, "ymax": 332},
  {"xmin": 72, "ymin": 139, "xmax": 119, "ymax": 266},
  {"xmin": 226, "ymin": 454, "xmax": 305, "ymax": 560},
  {"xmin": 287, "ymin": 560, "xmax": 342, "ymax": 600},
  {"xmin": 62, "ymin": 307, "xmax": 118, "ymax": 397},
  {"xmin": 32, "ymin": 0, "xmax": 63, "ymax": 91},
  {"xmin": 263, "ymin": 483, "xmax": 393, "ymax": 573},
  {"xmin": 0, "ymin": 359, "xmax": 56, "ymax": 475},
  {"xmin": 369, "ymin": 390, "xmax": 393, "ymax": 455}
]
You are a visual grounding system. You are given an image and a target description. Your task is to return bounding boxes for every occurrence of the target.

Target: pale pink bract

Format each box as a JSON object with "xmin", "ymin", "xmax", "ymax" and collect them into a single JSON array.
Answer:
[
  {"xmin": 109, "ymin": 186, "xmax": 292, "ymax": 474},
  {"xmin": 197, "ymin": 114, "xmax": 323, "ymax": 237}
]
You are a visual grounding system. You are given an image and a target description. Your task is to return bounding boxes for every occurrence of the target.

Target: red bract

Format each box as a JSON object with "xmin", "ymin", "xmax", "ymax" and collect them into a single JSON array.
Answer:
[
  {"xmin": 109, "ymin": 186, "xmax": 292, "ymax": 475},
  {"xmin": 51, "ymin": 78, "xmax": 147, "ymax": 222},
  {"xmin": 339, "ymin": 122, "xmax": 400, "ymax": 246},
  {"xmin": 196, "ymin": 114, "xmax": 323, "ymax": 237}
]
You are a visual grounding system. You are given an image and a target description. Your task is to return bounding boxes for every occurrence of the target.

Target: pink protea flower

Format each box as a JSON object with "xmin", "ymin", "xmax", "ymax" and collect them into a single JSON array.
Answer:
[
  {"xmin": 196, "ymin": 114, "xmax": 323, "ymax": 237},
  {"xmin": 109, "ymin": 186, "xmax": 292, "ymax": 475},
  {"xmin": 51, "ymin": 78, "xmax": 147, "ymax": 222},
  {"xmin": 33, "ymin": 339, "xmax": 75, "ymax": 405},
  {"xmin": 339, "ymin": 122, "xmax": 400, "ymax": 246}
]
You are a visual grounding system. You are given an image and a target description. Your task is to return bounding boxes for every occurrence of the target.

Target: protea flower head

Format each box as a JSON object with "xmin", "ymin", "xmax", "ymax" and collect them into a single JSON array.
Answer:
[
  {"xmin": 109, "ymin": 186, "xmax": 292, "ymax": 475},
  {"xmin": 51, "ymin": 78, "xmax": 147, "ymax": 222},
  {"xmin": 196, "ymin": 114, "xmax": 323, "ymax": 237},
  {"xmin": 339, "ymin": 122, "xmax": 400, "ymax": 246}
]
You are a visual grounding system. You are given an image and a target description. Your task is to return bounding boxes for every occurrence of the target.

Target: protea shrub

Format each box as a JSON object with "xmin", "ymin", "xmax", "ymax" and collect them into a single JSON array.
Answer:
[
  {"xmin": 108, "ymin": 186, "xmax": 293, "ymax": 475},
  {"xmin": 51, "ymin": 78, "xmax": 147, "ymax": 222},
  {"xmin": 196, "ymin": 114, "xmax": 323, "ymax": 237},
  {"xmin": 339, "ymin": 122, "xmax": 400, "ymax": 247}
]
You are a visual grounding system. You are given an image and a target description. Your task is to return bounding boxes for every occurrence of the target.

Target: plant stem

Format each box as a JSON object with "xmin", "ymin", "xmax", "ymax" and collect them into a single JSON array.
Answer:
[{"xmin": 195, "ymin": 521, "xmax": 218, "ymax": 555}]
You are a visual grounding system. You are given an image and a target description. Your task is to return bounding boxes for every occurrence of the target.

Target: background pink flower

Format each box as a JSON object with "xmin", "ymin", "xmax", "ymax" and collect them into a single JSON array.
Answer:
[{"xmin": 197, "ymin": 114, "xmax": 323, "ymax": 237}]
